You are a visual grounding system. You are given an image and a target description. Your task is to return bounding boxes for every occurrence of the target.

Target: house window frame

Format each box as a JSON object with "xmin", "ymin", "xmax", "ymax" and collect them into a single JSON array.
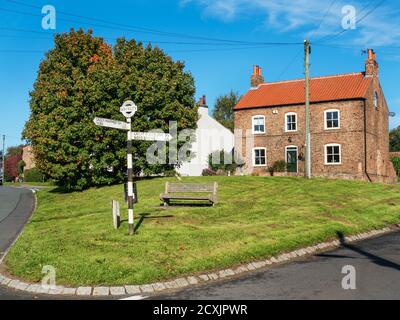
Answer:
[
  {"xmin": 324, "ymin": 109, "xmax": 341, "ymax": 130},
  {"xmin": 285, "ymin": 112, "xmax": 297, "ymax": 132},
  {"xmin": 253, "ymin": 147, "xmax": 267, "ymax": 167},
  {"xmin": 325, "ymin": 143, "xmax": 342, "ymax": 165},
  {"xmin": 252, "ymin": 115, "xmax": 266, "ymax": 134},
  {"xmin": 285, "ymin": 145, "xmax": 298, "ymax": 173}
]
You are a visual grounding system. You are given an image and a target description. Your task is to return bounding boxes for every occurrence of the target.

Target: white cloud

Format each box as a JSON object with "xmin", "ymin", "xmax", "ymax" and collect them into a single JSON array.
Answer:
[{"xmin": 181, "ymin": 0, "xmax": 400, "ymax": 46}]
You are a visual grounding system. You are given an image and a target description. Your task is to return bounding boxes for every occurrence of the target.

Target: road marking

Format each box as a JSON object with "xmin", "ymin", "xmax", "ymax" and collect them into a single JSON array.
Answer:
[{"xmin": 120, "ymin": 295, "xmax": 148, "ymax": 300}]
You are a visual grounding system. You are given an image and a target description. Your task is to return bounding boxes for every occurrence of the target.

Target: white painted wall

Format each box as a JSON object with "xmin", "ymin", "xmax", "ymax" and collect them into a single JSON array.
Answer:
[{"xmin": 177, "ymin": 106, "xmax": 234, "ymax": 176}]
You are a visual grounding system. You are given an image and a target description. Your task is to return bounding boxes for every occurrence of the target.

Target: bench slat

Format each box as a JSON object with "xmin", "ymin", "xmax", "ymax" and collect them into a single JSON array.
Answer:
[
  {"xmin": 167, "ymin": 183, "xmax": 215, "ymax": 193},
  {"xmin": 161, "ymin": 194, "xmax": 211, "ymax": 200}
]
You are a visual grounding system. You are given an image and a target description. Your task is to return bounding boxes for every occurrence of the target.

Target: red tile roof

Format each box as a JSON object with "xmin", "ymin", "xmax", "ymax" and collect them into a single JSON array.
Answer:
[{"xmin": 234, "ymin": 72, "xmax": 372, "ymax": 110}]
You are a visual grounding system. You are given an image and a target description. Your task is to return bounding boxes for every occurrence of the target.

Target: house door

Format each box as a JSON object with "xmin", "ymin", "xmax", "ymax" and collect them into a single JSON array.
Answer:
[{"xmin": 286, "ymin": 147, "xmax": 298, "ymax": 173}]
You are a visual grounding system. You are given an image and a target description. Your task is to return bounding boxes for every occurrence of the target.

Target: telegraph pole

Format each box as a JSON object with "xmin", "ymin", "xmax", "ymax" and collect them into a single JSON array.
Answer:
[
  {"xmin": 304, "ymin": 39, "xmax": 311, "ymax": 179},
  {"xmin": 2, "ymin": 135, "xmax": 5, "ymax": 183}
]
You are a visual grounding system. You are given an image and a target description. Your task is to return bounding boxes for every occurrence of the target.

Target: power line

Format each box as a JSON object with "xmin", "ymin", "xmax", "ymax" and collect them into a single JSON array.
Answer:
[
  {"xmin": 316, "ymin": 0, "xmax": 387, "ymax": 44},
  {"xmin": 277, "ymin": 48, "xmax": 303, "ymax": 80},
  {"xmin": 0, "ymin": 28, "xmax": 302, "ymax": 47},
  {"xmin": 2, "ymin": 1, "xmax": 302, "ymax": 46},
  {"xmin": 309, "ymin": 0, "xmax": 338, "ymax": 40}
]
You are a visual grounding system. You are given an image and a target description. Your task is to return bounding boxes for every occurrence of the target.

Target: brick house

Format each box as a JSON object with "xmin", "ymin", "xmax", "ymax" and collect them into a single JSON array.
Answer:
[
  {"xmin": 234, "ymin": 49, "xmax": 397, "ymax": 183},
  {"xmin": 22, "ymin": 145, "xmax": 36, "ymax": 171}
]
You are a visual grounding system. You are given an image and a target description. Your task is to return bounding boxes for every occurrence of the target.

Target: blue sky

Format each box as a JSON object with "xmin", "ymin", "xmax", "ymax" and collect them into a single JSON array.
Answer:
[{"xmin": 1, "ymin": 0, "xmax": 400, "ymax": 147}]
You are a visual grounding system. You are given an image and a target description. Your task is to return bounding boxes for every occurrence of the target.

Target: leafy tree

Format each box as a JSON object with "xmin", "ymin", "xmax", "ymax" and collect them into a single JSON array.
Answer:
[
  {"xmin": 389, "ymin": 127, "xmax": 400, "ymax": 152},
  {"xmin": 18, "ymin": 160, "xmax": 26, "ymax": 175},
  {"xmin": 5, "ymin": 154, "xmax": 22, "ymax": 181},
  {"xmin": 114, "ymin": 39, "xmax": 198, "ymax": 176},
  {"xmin": 391, "ymin": 157, "xmax": 400, "ymax": 176},
  {"xmin": 23, "ymin": 29, "xmax": 197, "ymax": 190},
  {"xmin": 6, "ymin": 145, "xmax": 24, "ymax": 157},
  {"xmin": 24, "ymin": 168, "xmax": 46, "ymax": 183},
  {"xmin": 212, "ymin": 91, "xmax": 240, "ymax": 132}
]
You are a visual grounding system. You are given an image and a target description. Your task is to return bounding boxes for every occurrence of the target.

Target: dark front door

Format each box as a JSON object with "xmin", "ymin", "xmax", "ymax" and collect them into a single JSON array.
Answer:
[{"xmin": 286, "ymin": 147, "xmax": 298, "ymax": 173}]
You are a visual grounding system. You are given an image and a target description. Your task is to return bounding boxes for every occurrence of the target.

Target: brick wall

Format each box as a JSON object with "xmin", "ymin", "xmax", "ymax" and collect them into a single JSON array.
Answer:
[
  {"xmin": 234, "ymin": 96, "xmax": 396, "ymax": 183},
  {"xmin": 22, "ymin": 145, "xmax": 36, "ymax": 171}
]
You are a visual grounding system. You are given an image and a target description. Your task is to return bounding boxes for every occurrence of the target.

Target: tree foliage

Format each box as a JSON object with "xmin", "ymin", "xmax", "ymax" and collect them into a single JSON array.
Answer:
[
  {"xmin": 391, "ymin": 157, "xmax": 400, "ymax": 177},
  {"xmin": 212, "ymin": 91, "xmax": 240, "ymax": 132},
  {"xmin": 24, "ymin": 29, "xmax": 197, "ymax": 190},
  {"xmin": 3, "ymin": 145, "xmax": 24, "ymax": 181},
  {"xmin": 389, "ymin": 126, "xmax": 400, "ymax": 152},
  {"xmin": 5, "ymin": 154, "xmax": 22, "ymax": 181},
  {"xmin": 208, "ymin": 149, "xmax": 243, "ymax": 174}
]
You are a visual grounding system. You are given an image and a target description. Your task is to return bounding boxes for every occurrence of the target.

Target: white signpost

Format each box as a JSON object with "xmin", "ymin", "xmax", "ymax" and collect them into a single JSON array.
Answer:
[
  {"xmin": 93, "ymin": 101, "xmax": 171, "ymax": 235},
  {"xmin": 94, "ymin": 118, "xmax": 131, "ymax": 131},
  {"xmin": 129, "ymin": 132, "xmax": 172, "ymax": 142}
]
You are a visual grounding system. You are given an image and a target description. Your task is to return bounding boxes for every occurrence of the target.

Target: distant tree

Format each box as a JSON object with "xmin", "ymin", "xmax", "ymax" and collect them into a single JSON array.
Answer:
[
  {"xmin": 24, "ymin": 29, "xmax": 197, "ymax": 190},
  {"xmin": 6, "ymin": 145, "xmax": 24, "ymax": 157},
  {"xmin": 18, "ymin": 160, "xmax": 26, "ymax": 175},
  {"xmin": 389, "ymin": 127, "xmax": 400, "ymax": 152},
  {"xmin": 5, "ymin": 154, "xmax": 22, "ymax": 181},
  {"xmin": 2, "ymin": 145, "xmax": 24, "ymax": 181},
  {"xmin": 212, "ymin": 91, "xmax": 240, "ymax": 132}
]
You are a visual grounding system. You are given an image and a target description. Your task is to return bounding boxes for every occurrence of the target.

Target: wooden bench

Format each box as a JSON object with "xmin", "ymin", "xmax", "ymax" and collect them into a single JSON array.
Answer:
[{"xmin": 160, "ymin": 182, "xmax": 218, "ymax": 206}]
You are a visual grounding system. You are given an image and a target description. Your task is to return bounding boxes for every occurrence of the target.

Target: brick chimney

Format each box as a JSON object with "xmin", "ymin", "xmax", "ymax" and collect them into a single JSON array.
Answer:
[
  {"xmin": 199, "ymin": 95, "xmax": 207, "ymax": 107},
  {"xmin": 198, "ymin": 94, "xmax": 208, "ymax": 116},
  {"xmin": 250, "ymin": 65, "xmax": 264, "ymax": 87},
  {"xmin": 365, "ymin": 49, "xmax": 379, "ymax": 77}
]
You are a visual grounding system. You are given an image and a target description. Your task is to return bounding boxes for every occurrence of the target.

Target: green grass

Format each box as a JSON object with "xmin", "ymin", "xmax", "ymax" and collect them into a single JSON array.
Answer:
[{"xmin": 5, "ymin": 176, "xmax": 400, "ymax": 286}]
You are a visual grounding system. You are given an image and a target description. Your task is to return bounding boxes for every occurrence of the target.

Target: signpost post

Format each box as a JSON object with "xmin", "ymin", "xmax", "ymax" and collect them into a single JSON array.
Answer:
[{"xmin": 93, "ymin": 100, "xmax": 172, "ymax": 235}]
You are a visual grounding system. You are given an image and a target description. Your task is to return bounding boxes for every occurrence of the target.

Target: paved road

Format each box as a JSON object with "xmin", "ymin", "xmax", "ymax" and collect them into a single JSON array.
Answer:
[
  {"xmin": 154, "ymin": 231, "xmax": 400, "ymax": 300},
  {"xmin": 0, "ymin": 186, "xmax": 35, "ymax": 262}
]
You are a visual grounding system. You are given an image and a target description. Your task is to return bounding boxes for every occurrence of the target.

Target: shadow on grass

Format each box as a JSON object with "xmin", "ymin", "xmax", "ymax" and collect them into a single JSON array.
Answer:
[
  {"xmin": 120, "ymin": 212, "xmax": 175, "ymax": 233},
  {"xmin": 160, "ymin": 202, "xmax": 214, "ymax": 208},
  {"xmin": 316, "ymin": 231, "xmax": 400, "ymax": 272}
]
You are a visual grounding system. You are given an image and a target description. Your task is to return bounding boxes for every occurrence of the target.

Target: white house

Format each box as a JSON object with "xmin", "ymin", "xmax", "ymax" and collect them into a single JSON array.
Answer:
[{"xmin": 177, "ymin": 96, "xmax": 234, "ymax": 176}]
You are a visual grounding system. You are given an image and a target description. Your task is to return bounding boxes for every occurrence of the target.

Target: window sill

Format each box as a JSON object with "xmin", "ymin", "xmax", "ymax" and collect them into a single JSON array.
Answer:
[{"xmin": 324, "ymin": 163, "xmax": 342, "ymax": 166}]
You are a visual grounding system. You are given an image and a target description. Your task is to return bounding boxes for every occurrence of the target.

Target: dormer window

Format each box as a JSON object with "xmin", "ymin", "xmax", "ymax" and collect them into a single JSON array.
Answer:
[{"xmin": 374, "ymin": 92, "xmax": 379, "ymax": 109}]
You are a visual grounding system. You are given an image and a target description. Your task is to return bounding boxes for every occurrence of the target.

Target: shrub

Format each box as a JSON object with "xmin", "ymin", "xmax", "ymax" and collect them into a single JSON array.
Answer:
[
  {"xmin": 202, "ymin": 168, "xmax": 217, "ymax": 176},
  {"xmin": 267, "ymin": 160, "xmax": 287, "ymax": 176},
  {"xmin": 391, "ymin": 157, "xmax": 400, "ymax": 176},
  {"xmin": 208, "ymin": 149, "xmax": 244, "ymax": 174},
  {"xmin": 24, "ymin": 168, "xmax": 46, "ymax": 182}
]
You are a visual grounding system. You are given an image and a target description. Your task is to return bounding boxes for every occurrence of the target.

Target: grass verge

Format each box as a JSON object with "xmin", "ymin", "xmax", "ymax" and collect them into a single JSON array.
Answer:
[{"xmin": 4, "ymin": 176, "xmax": 400, "ymax": 286}]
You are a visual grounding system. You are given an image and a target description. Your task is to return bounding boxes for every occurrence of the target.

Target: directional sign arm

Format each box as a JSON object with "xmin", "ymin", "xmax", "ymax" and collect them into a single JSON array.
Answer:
[
  {"xmin": 129, "ymin": 132, "xmax": 173, "ymax": 142},
  {"xmin": 93, "ymin": 118, "xmax": 130, "ymax": 131}
]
